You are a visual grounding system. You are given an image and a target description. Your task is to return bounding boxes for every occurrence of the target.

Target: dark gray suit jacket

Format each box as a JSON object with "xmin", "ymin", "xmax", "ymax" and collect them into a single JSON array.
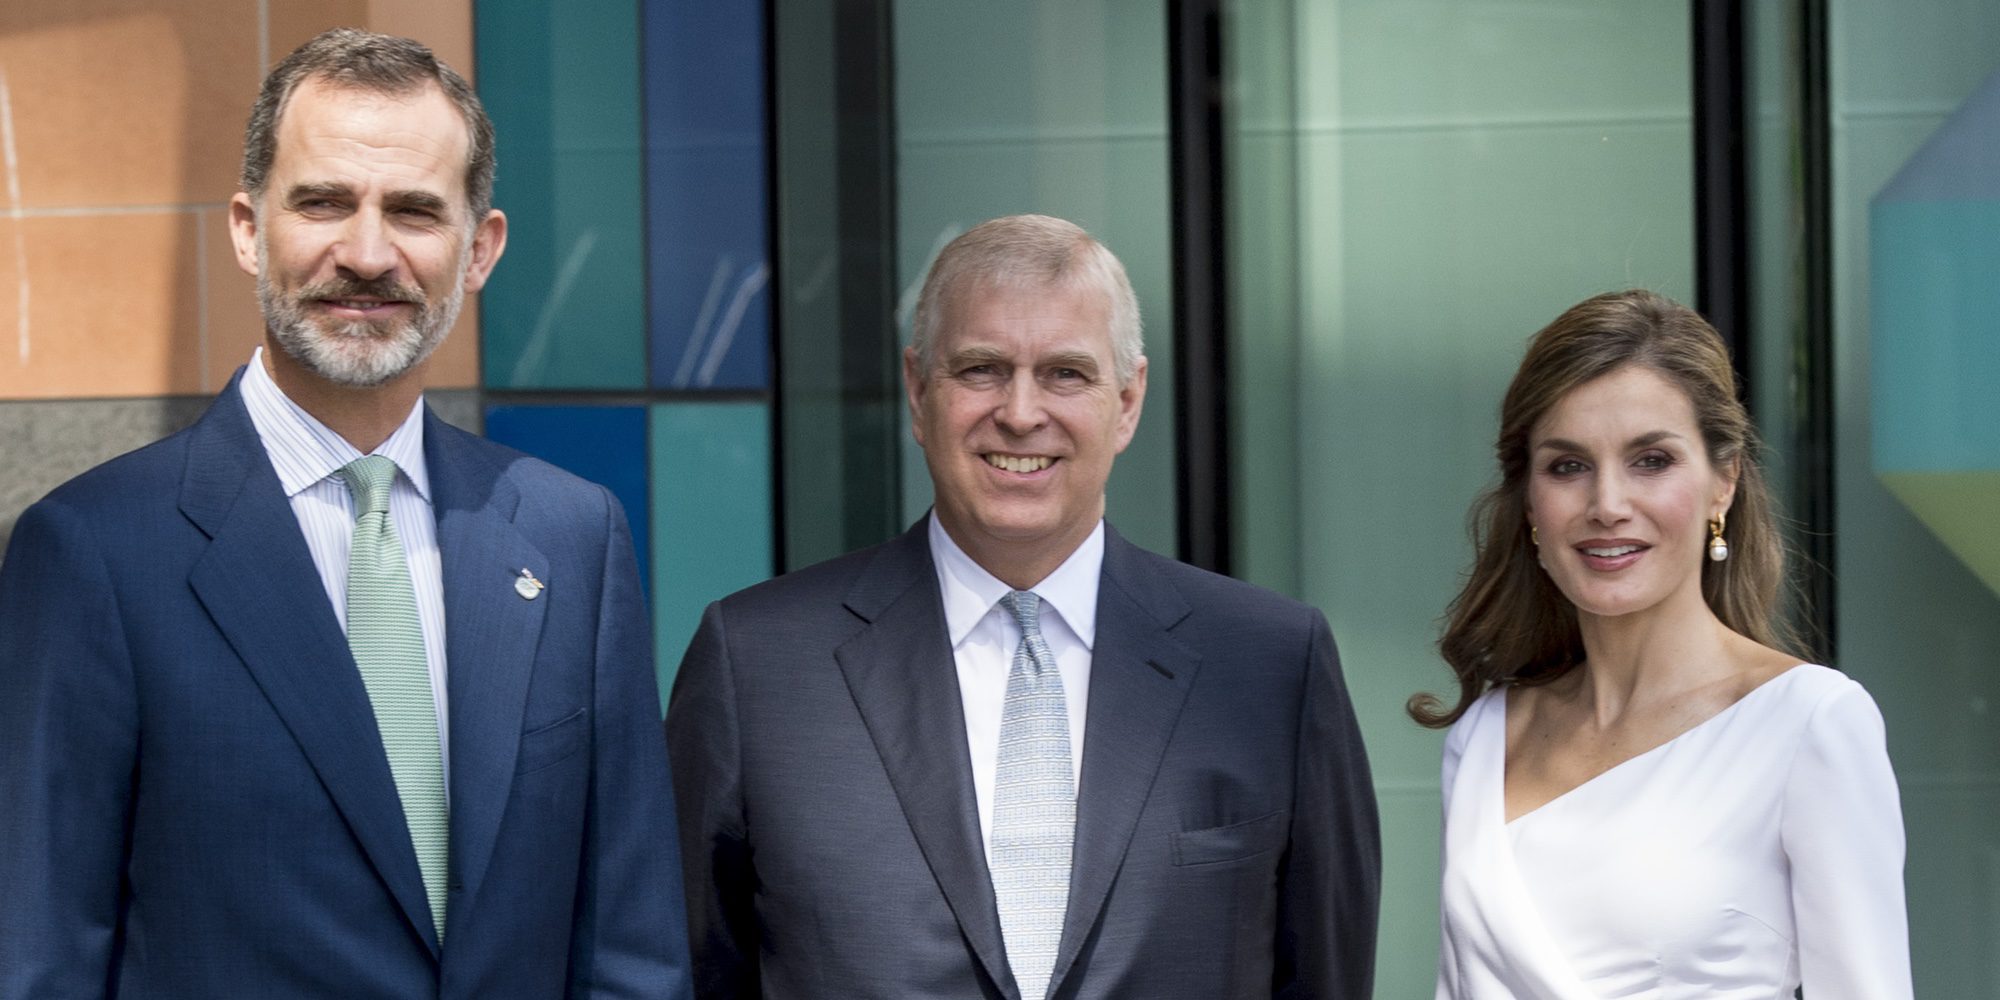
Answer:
[{"xmin": 667, "ymin": 521, "xmax": 1379, "ymax": 998}]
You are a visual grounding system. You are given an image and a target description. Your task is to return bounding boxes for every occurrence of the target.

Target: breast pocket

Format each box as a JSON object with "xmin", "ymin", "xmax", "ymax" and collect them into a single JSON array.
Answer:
[
  {"xmin": 1171, "ymin": 809, "xmax": 1288, "ymax": 867},
  {"xmin": 515, "ymin": 707, "xmax": 588, "ymax": 775}
]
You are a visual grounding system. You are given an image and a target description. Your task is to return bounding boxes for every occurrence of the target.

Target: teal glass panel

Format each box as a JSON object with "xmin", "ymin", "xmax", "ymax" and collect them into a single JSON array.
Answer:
[
  {"xmin": 476, "ymin": 0, "xmax": 647, "ymax": 389},
  {"xmin": 650, "ymin": 402, "xmax": 773, "ymax": 701},
  {"xmin": 1870, "ymin": 201, "xmax": 2000, "ymax": 472}
]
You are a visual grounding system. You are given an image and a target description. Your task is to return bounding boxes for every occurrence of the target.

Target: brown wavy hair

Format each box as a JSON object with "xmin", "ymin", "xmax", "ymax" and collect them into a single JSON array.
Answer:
[{"xmin": 1408, "ymin": 289, "xmax": 1802, "ymax": 728}]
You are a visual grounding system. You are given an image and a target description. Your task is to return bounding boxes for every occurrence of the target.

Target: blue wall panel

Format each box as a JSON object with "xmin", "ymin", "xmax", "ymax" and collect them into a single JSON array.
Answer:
[
  {"xmin": 483, "ymin": 405, "xmax": 652, "ymax": 596},
  {"xmin": 643, "ymin": 0, "xmax": 772, "ymax": 390}
]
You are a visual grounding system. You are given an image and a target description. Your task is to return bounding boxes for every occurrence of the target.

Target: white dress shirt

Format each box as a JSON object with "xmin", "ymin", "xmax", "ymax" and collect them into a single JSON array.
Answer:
[
  {"xmin": 927, "ymin": 513, "xmax": 1100, "ymax": 862},
  {"xmin": 239, "ymin": 348, "xmax": 451, "ymax": 783}
]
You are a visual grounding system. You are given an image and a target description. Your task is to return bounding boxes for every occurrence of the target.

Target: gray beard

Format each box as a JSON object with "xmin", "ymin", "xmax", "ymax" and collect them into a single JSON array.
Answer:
[{"xmin": 257, "ymin": 239, "xmax": 468, "ymax": 388}]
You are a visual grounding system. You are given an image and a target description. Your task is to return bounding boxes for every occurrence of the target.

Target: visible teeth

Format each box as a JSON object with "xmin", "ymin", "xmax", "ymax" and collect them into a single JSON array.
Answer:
[
  {"xmin": 984, "ymin": 454, "xmax": 1052, "ymax": 473},
  {"xmin": 1584, "ymin": 545, "xmax": 1641, "ymax": 557}
]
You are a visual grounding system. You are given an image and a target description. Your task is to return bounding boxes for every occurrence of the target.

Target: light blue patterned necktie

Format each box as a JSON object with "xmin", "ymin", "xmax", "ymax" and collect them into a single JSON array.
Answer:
[
  {"xmin": 990, "ymin": 590, "xmax": 1075, "ymax": 1000},
  {"xmin": 340, "ymin": 455, "xmax": 448, "ymax": 941}
]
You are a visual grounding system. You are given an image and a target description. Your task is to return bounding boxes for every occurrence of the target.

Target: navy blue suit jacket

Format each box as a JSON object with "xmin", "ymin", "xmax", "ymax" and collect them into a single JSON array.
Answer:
[
  {"xmin": 0, "ymin": 378, "xmax": 690, "ymax": 998},
  {"xmin": 667, "ymin": 522, "xmax": 1381, "ymax": 999}
]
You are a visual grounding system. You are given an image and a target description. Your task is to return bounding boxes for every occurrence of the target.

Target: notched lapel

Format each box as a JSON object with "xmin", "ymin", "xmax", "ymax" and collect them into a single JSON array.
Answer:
[
  {"xmin": 1047, "ymin": 535, "xmax": 1200, "ymax": 994},
  {"xmin": 834, "ymin": 529, "xmax": 1017, "ymax": 999},
  {"xmin": 182, "ymin": 390, "xmax": 442, "ymax": 955},
  {"xmin": 427, "ymin": 419, "xmax": 548, "ymax": 922}
]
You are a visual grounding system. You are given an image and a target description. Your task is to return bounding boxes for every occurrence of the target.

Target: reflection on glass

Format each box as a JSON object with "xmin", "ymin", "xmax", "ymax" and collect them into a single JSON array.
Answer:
[
  {"xmin": 892, "ymin": 1, "xmax": 1178, "ymax": 554},
  {"xmin": 1825, "ymin": 0, "xmax": 2000, "ymax": 988},
  {"xmin": 1228, "ymin": 1, "xmax": 1692, "ymax": 990}
]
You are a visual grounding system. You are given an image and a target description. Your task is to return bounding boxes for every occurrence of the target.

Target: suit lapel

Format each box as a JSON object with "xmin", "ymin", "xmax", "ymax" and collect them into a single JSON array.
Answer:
[
  {"xmin": 181, "ymin": 383, "xmax": 441, "ymax": 955},
  {"xmin": 833, "ymin": 525, "xmax": 1016, "ymax": 998},
  {"xmin": 427, "ymin": 415, "xmax": 548, "ymax": 923},
  {"xmin": 1047, "ymin": 528, "xmax": 1199, "ymax": 994}
]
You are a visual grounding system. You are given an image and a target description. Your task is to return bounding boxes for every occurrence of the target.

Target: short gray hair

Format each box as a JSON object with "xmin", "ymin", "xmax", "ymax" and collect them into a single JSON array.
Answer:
[
  {"xmin": 910, "ymin": 214, "xmax": 1143, "ymax": 385},
  {"xmin": 241, "ymin": 28, "xmax": 496, "ymax": 221}
]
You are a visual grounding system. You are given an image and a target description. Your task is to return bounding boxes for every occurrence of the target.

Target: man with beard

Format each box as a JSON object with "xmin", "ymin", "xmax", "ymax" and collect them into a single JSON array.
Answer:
[{"xmin": 0, "ymin": 30, "xmax": 690, "ymax": 998}]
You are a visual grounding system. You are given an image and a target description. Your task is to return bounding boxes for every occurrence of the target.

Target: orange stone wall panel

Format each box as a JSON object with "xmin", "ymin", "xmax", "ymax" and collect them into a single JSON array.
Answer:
[
  {"xmin": 0, "ymin": 0, "xmax": 481, "ymax": 401},
  {"xmin": 0, "ymin": 213, "xmax": 202, "ymax": 399},
  {"xmin": 200, "ymin": 205, "xmax": 267, "ymax": 391},
  {"xmin": 0, "ymin": 2, "xmax": 261, "ymax": 208}
]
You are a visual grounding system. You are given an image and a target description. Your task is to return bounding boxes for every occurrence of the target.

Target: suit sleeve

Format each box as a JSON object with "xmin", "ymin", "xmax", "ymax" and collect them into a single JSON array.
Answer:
[
  {"xmin": 664, "ymin": 601, "xmax": 759, "ymax": 1000},
  {"xmin": 564, "ymin": 488, "xmax": 693, "ymax": 998},
  {"xmin": 0, "ymin": 500, "xmax": 139, "ymax": 995},
  {"xmin": 1781, "ymin": 681, "xmax": 1913, "ymax": 999},
  {"xmin": 1274, "ymin": 609, "xmax": 1381, "ymax": 999}
]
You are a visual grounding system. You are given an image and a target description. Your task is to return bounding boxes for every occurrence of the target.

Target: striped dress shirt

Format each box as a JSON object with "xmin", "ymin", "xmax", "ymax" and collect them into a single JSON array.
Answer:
[
  {"xmin": 928, "ymin": 513, "xmax": 1099, "ymax": 862},
  {"xmin": 239, "ymin": 348, "xmax": 451, "ymax": 784}
]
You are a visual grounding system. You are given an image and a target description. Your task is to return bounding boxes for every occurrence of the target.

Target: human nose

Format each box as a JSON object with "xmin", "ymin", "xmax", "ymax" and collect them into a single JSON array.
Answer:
[
  {"xmin": 1588, "ymin": 469, "xmax": 1633, "ymax": 526},
  {"xmin": 332, "ymin": 208, "xmax": 400, "ymax": 281},
  {"xmin": 992, "ymin": 372, "xmax": 1049, "ymax": 435}
]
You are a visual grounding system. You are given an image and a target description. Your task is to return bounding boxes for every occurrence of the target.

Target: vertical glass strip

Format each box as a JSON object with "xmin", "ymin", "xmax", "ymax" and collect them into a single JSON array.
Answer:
[
  {"xmin": 650, "ymin": 402, "xmax": 773, "ymax": 697},
  {"xmin": 477, "ymin": 1, "xmax": 647, "ymax": 389},
  {"xmin": 771, "ymin": 0, "xmax": 904, "ymax": 569},
  {"xmin": 643, "ymin": 0, "xmax": 772, "ymax": 390},
  {"xmin": 1227, "ymin": 2, "xmax": 1694, "ymax": 989}
]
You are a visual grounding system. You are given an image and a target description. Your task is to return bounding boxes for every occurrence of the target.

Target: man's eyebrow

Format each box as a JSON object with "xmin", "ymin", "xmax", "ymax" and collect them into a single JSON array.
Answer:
[
  {"xmin": 1533, "ymin": 429, "xmax": 1686, "ymax": 453},
  {"xmin": 1038, "ymin": 350, "xmax": 1100, "ymax": 371},
  {"xmin": 385, "ymin": 190, "xmax": 452, "ymax": 214},
  {"xmin": 283, "ymin": 181, "xmax": 352, "ymax": 203},
  {"xmin": 280, "ymin": 183, "xmax": 452, "ymax": 217},
  {"xmin": 942, "ymin": 345, "xmax": 1010, "ymax": 369}
]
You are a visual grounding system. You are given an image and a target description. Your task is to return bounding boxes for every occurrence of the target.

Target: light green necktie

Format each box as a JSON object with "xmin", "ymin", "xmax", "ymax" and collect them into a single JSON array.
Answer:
[{"xmin": 340, "ymin": 455, "xmax": 448, "ymax": 941}]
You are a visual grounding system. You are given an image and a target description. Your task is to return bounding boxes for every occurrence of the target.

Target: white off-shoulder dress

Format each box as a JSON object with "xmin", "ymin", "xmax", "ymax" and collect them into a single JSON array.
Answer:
[{"xmin": 1435, "ymin": 664, "xmax": 1913, "ymax": 999}]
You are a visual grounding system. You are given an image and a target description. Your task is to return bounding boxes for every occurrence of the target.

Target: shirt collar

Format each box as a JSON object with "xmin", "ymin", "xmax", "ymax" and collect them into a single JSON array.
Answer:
[
  {"xmin": 927, "ymin": 512, "xmax": 1104, "ymax": 650},
  {"xmin": 240, "ymin": 346, "xmax": 431, "ymax": 503}
]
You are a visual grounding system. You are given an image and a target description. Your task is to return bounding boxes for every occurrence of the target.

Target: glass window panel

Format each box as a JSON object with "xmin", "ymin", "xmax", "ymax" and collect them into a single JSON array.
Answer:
[
  {"xmin": 644, "ymin": 0, "xmax": 772, "ymax": 391},
  {"xmin": 650, "ymin": 402, "xmax": 773, "ymax": 697},
  {"xmin": 1823, "ymin": 2, "xmax": 2000, "ymax": 989},
  {"xmin": 477, "ymin": 1, "xmax": 647, "ymax": 389},
  {"xmin": 891, "ymin": 0, "xmax": 1178, "ymax": 555},
  {"xmin": 1227, "ymin": 1, "xmax": 1693, "ymax": 989}
]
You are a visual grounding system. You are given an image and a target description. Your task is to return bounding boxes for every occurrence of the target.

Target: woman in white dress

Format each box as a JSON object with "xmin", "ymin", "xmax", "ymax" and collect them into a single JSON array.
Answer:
[{"xmin": 1413, "ymin": 290, "xmax": 1912, "ymax": 999}]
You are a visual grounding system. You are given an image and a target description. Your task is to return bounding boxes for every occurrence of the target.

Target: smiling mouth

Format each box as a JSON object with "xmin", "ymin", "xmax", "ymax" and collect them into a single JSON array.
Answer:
[
  {"xmin": 984, "ymin": 453, "xmax": 1053, "ymax": 473},
  {"xmin": 1581, "ymin": 544, "xmax": 1645, "ymax": 557}
]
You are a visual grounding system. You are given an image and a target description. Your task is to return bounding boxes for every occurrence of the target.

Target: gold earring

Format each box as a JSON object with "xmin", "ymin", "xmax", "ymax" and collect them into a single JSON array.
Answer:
[
  {"xmin": 1530, "ymin": 525, "xmax": 1539, "ymax": 546},
  {"xmin": 1707, "ymin": 513, "xmax": 1729, "ymax": 562}
]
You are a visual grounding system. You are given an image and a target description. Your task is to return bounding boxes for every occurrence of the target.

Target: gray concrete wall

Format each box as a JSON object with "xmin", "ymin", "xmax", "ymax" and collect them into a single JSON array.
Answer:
[{"xmin": 0, "ymin": 390, "xmax": 481, "ymax": 564}]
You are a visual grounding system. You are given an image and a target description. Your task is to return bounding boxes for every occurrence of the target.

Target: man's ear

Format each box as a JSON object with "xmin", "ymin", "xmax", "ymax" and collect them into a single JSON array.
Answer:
[
  {"xmin": 228, "ymin": 192, "xmax": 261, "ymax": 278},
  {"xmin": 903, "ymin": 347, "xmax": 927, "ymax": 447},
  {"xmin": 1112, "ymin": 356, "xmax": 1147, "ymax": 453},
  {"xmin": 461, "ymin": 209, "xmax": 509, "ymax": 292}
]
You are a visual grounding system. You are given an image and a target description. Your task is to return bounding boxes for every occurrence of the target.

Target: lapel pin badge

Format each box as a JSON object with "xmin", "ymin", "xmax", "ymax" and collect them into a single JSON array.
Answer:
[{"xmin": 515, "ymin": 568, "xmax": 546, "ymax": 601}]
